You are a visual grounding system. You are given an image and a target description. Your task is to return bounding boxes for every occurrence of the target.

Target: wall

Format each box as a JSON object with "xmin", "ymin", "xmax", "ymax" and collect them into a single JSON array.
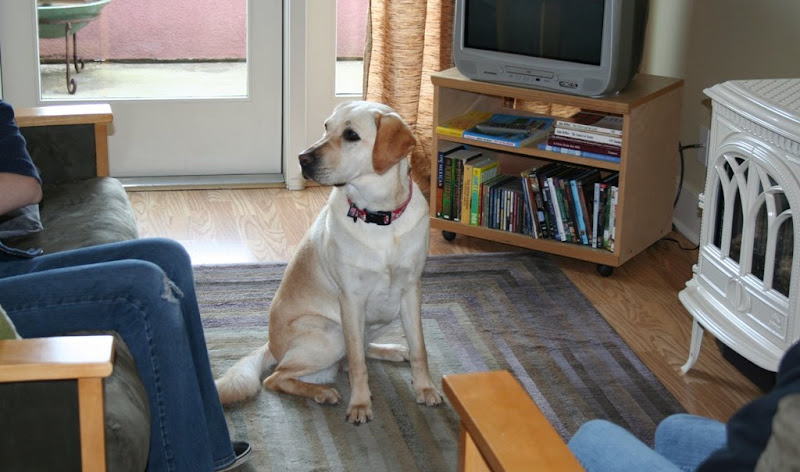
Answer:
[
  {"xmin": 39, "ymin": 0, "xmax": 246, "ymax": 61},
  {"xmin": 38, "ymin": 0, "xmax": 366, "ymax": 61},
  {"xmin": 642, "ymin": 0, "xmax": 800, "ymax": 242}
]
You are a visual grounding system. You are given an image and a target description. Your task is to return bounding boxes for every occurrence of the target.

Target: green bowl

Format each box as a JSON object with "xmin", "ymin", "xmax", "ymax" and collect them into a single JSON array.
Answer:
[{"xmin": 38, "ymin": 0, "xmax": 112, "ymax": 39}]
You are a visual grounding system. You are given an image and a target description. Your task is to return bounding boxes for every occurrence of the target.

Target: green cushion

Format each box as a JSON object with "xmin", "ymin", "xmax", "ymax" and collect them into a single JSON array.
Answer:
[{"xmin": 0, "ymin": 305, "xmax": 21, "ymax": 340}]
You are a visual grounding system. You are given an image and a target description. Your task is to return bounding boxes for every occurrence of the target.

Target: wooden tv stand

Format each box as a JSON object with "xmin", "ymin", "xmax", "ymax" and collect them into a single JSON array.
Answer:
[{"xmin": 429, "ymin": 68, "xmax": 683, "ymax": 274}]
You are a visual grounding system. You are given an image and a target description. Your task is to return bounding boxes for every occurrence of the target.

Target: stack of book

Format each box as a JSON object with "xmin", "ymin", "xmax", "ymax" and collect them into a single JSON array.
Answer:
[
  {"xmin": 436, "ymin": 111, "xmax": 554, "ymax": 148},
  {"xmin": 519, "ymin": 163, "xmax": 620, "ymax": 250},
  {"xmin": 435, "ymin": 141, "xmax": 499, "ymax": 224},
  {"xmin": 538, "ymin": 111, "xmax": 623, "ymax": 163}
]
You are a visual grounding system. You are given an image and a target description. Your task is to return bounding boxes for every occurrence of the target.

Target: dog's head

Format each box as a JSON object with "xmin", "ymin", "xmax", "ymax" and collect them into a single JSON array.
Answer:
[{"xmin": 298, "ymin": 101, "xmax": 417, "ymax": 186}]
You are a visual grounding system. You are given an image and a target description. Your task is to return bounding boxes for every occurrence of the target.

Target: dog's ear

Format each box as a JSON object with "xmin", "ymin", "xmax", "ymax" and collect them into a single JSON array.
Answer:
[{"xmin": 372, "ymin": 112, "xmax": 417, "ymax": 175}]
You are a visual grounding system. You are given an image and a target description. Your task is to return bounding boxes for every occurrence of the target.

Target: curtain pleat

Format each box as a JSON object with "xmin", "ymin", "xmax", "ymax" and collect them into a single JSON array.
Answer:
[{"xmin": 364, "ymin": 0, "xmax": 454, "ymax": 198}]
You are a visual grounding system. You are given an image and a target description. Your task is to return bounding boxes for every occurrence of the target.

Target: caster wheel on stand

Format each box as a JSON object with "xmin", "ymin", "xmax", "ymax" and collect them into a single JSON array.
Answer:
[
  {"xmin": 596, "ymin": 264, "xmax": 614, "ymax": 277},
  {"xmin": 442, "ymin": 231, "xmax": 456, "ymax": 241}
]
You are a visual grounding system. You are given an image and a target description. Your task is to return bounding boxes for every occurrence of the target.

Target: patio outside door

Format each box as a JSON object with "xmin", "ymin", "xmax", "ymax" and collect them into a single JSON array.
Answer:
[{"xmin": 0, "ymin": 1, "xmax": 282, "ymax": 181}]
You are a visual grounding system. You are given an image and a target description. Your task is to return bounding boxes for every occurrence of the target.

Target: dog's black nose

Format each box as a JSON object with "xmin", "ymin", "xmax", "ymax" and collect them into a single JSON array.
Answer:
[{"xmin": 298, "ymin": 151, "xmax": 316, "ymax": 169}]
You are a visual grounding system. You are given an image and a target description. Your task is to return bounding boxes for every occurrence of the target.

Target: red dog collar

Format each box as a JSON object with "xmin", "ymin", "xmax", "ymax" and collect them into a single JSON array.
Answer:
[{"xmin": 346, "ymin": 179, "xmax": 413, "ymax": 225}]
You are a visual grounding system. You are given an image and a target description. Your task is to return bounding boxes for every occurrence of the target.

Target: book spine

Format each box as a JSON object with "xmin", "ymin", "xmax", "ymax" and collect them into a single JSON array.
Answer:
[
  {"xmin": 554, "ymin": 127, "xmax": 623, "ymax": 146},
  {"xmin": 538, "ymin": 144, "xmax": 621, "ymax": 164},
  {"xmin": 471, "ymin": 163, "xmax": 497, "ymax": 226},
  {"xmin": 521, "ymin": 176, "xmax": 539, "ymax": 238},
  {"xmin": 555, "ymin": 119, "xmax": 623, "ymax": 137},
  {"xmin": 435, "ymin": 125, "xmax": 466, "ymax": 138},
  {"xmin": 453, "ymin": 159, "xmax": 464, "ymax": 222},
  {"xmin": 541, "ymin": 177, "xmax": 559, "ymax": 240},
  {"xmin": 461, "ymin": 162, "xmax": 474, "ymax": 225},
  {"xmin": 547, "ymin": 136, "xmax": 621, "ymax": 157},
  {"xmin": 591, "ymin": 182, "xmax": 600, "ymax": 248},
  {"xmin": 462, "ymin": 132, "xmax": 523, "ymax": 148},
  {"xmin": 557, "ymin": 177, "xmax": 576, "ymax": 243},
  {"xmin": 595, "ymin": 183, "xmax": 608, "ymax": 249},
  {"xmin": 546, "ymin": 177, "xmax": 566, "ymax": 241},
  {"xmin": 441, "ymin": 156, "xmax": 453, "ymax": 220},
  {"xmin": 436, "ymin": 151, "xmax": 445, "ymax": 218},
  {"xmin": 570, "ymin": 180, "xmax": 589, "ymax": 245},
  {"xmin": 609, "ymin": 186, "xmax": 619, "ymax": 252}
]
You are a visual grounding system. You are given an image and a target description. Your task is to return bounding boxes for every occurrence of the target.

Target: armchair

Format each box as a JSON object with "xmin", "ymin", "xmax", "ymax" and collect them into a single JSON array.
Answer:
[{"xmin": 443, "ymin": 370, "xmax": 584, "ymax": 471}]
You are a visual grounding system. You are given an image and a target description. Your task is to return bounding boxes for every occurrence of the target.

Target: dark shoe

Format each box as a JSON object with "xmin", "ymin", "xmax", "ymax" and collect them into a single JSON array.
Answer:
[{"xmin": 216, "ymin": 441, "xmax": 252, "ymax": 471}]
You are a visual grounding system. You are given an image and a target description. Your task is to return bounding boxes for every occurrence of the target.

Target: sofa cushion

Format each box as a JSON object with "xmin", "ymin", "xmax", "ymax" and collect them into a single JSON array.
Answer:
[{"xmin": 5, "ymin": 177, "xmax": 138, "ymax": 254}]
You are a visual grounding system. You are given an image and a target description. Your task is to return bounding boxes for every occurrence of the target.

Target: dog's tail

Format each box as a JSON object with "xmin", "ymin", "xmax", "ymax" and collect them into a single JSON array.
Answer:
[{"xmin": 216, "ymin": 342, "xmax": 275, "ymax": 404}]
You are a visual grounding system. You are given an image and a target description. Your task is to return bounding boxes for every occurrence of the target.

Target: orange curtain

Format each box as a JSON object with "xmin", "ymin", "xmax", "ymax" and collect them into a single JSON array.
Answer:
[{"xmin": 364, "ymin": 0, "xmax": 455, "ymax": 198}]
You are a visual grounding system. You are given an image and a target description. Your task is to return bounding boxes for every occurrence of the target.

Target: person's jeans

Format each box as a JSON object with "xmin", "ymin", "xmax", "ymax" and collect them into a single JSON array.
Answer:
[
  {"xmin": 0, "ymin": 238, "xmax": 237, "ymax": 471},
  {"xmin": 568, "ymin": 414, "xmax": 727, "ymax": 472}
]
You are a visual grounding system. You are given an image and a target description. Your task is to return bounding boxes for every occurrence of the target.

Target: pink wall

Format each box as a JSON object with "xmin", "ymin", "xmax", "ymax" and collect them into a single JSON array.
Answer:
[
  {"xmin": 337, "ymin": 0, "xmax": 368, "ymax": 58},
  {"xmin": 39, "ymin": 0, "xmax": 367, "ymax": 62},
  {"xmin": 39, "ymin": 0, "xmax": 247, "ymax": 61}
]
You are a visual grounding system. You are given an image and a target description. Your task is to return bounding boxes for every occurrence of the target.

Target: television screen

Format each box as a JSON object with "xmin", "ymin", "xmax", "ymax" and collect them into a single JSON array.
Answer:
[{"xmin": 464, "ymin": 0, "xmax": 606, "ymax": 66}]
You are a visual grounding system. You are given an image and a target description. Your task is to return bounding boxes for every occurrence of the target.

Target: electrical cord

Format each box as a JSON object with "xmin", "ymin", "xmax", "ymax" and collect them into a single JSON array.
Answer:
[
  {"xmin": 675, "ymin": 141, "xmax": 704, "ymax": 208},
  {"xmin": 664, "ymin": 141, "xmax": 704, "ymax": 251},
  {"xmin": 660, "ymin": 236, "xmax": 699, "ymax": 251}
]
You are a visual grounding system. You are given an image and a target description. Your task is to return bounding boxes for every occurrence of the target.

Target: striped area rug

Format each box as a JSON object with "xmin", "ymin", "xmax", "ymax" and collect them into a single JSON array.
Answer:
[{"xmin": 196, "ymin": 252, "xmax": 684, "ymax": 472}]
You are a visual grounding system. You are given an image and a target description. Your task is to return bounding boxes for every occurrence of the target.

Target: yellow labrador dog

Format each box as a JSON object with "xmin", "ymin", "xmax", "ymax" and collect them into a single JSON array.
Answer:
[{"xmin": 216, "ymin": 101, "xmax": 442, "ymax": 424}]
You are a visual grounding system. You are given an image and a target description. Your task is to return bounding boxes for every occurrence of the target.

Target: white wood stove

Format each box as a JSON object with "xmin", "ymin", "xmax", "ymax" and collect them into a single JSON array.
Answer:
[{"xmin": 680, "ymin": 79, "xmax": 800, "ymax": 373}]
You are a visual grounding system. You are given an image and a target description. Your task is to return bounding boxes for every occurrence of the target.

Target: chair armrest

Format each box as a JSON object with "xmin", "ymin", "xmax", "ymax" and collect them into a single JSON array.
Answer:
[
  {"xmin": 14, "ymin": 104, "xmax": 113, "ymax": 129},
  {"xmin": 0, "ymin": 335, "xmax": 115, "ymax": 382},
  {"xmin": 443, "ymin": 370, "xmax": 583, "ymax": 472}
]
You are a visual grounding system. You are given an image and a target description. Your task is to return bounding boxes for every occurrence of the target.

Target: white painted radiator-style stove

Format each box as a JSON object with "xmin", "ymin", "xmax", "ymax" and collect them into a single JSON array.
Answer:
[{"xmin": 680, "ymin": 79, "xmax": 800, "ymax": 373}]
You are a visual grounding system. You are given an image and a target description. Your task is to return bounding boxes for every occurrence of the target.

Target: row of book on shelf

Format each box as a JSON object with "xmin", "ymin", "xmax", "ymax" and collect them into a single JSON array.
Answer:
[
  {"xmin": 436, "ymin": 108, "xmax": 624, "ymax": 163},
  {"xmin": 436, "ymin": 142, "xmax": 620, "ymax": 251}
]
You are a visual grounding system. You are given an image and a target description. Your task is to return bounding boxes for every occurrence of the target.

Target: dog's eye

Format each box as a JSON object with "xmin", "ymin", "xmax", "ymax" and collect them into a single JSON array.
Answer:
[{"xmin": 343, "ymin": 129, "xmax": 360, "ymax": 142}]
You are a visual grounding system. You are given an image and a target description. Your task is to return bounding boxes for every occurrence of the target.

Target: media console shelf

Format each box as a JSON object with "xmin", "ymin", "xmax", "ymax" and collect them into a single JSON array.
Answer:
[{"xmin": 429, "ymin": 68, "xmax": 683, "ymax": 274}]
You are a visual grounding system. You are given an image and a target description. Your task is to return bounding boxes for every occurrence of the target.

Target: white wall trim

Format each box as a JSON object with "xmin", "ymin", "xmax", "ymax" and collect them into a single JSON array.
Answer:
[
  {"xmin": 673, "ymin": 183, "xmax": 702, "ymax": 245},
  {"xmin": 283, "ymin": 0, "xmax": 307, "ymax": 190}
]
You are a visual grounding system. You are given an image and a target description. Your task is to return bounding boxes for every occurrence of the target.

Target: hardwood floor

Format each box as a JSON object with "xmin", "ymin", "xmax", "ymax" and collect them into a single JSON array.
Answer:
[{"xmin": 128, "ymin": 186, "xmax": 763, "ymax": 421}]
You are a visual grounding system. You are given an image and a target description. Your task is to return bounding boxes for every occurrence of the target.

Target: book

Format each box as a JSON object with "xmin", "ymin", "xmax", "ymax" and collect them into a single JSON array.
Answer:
[
  {"xmin": 436, "ymin": 111, "xmax": 494, "ymax": 138},
  {"xmin": 447, "ymin": 149, "xmax": 483, "ymax": 222},
  {"xmin": 537, "ymin": 143, "xmax": 622, "ymax": 164},
  {"xmin": 556, "ymin": 112, "xmax": 623, "ymax": 137},
  {"xmin": 522, "ymin": 162, "xmax": 559, "ymax": 239},
  {"xmin": 436, "ymin": 142, "xmax": 465, "ymax": 218},
  {"xmin": 470, "ymin": 156, "xmax": 499, "ymax": 225},
  {"xmin": 463, "ymin": 114, "xmax": 554, "ymax": 148},
  {"xmin": 553, "ymin": 127, "xmax": 623, "ymax": 147},
  {"xmin": 457, "ymin": 152, "xmax": 485, "ymax": 223},
  {"xmin": 546, "ymin": 135, "xmax": 621, "ymax": 158}
]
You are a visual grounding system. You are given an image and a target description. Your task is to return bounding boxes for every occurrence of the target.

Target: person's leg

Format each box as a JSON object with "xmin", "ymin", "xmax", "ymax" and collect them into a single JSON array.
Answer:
[
  {"xmin": 0, "ymin": 238, "xmax": 238, "ymax": 469},
  {"xmin": 568, "ymin": 419, "xmax": 682, "ymax": 472},
  {"xmin": 0, "ymin": 259, "xmax": 219, "ymax": 471},
  {"xmin": 654, "ymin": 414, "xmax": 727, "ymax": 471}
]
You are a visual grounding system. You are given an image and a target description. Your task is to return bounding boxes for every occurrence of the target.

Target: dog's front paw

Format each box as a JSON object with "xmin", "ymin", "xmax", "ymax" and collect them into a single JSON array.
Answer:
[
  {"xmin": 315, "ymin": 387, "xmax": 342, "ymax": 405},
  {"xmin": 345, "ymin": 401, "xmax": 373, "ymax": 425},
  {"xmin": 415, "ymin": 387, "xmax": 443, "ymax": 407}
]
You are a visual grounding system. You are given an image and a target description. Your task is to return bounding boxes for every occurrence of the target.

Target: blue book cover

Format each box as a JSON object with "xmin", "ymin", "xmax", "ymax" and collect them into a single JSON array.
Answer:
[{"xmin": 463, "ymin": 114, "xmax": 554, "ymax": 148}]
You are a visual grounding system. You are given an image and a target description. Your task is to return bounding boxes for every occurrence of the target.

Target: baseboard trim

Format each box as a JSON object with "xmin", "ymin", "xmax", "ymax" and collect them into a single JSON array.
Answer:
[
  {"xmin": 672, "ymin": 184, "xmax": 702, "ymax": 245},
  {"xmin": 120, "ymin": 174, "xmax": 285, "ymax": 191}
]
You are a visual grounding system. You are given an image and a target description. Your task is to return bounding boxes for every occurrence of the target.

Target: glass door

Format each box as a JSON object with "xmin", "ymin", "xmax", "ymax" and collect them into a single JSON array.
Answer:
[{"xmin": 0, "ymin": 0, "xmax": 282, "ymax": 181}]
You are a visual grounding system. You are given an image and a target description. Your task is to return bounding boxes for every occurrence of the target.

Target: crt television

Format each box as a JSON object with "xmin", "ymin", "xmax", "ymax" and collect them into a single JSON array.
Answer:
[{"xmin": 452, "ymin": 0, "xmax": 650, "ymax": 97}]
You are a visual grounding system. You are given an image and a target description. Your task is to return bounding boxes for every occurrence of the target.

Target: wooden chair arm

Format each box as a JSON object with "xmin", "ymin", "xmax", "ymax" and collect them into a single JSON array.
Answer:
[
  {"xmin": 0, "ymin": 335, "xmax": 115, "ymax": 382},
  {"xmin": 443, "ymin": 370, "xmax": 584, "ymax": 472},
  {"xmin": 14, "ymin": 104, "xmax": 113, "ymax": 129}
]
